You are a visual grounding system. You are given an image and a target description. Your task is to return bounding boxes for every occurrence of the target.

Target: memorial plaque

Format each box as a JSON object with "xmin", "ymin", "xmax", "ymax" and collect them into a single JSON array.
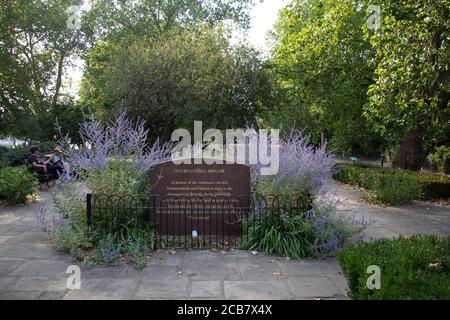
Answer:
[{"xmin": 149, "ymin": 159, "xmax": 251, "ymax": 238}]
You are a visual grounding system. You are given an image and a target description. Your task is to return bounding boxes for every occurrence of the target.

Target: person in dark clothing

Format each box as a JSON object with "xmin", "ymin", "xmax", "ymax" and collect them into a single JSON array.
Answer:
[
  {"xmin": 29, "ymin": 146, "xmax": 61, "ymax": 178},
  {"xmin": 45, "ymin": 147, "xmax": 65, "ymax": 177}
]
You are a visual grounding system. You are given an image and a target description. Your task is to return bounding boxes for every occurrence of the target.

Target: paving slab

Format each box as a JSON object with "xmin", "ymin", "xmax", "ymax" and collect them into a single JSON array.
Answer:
[
  {"xmin": 182, "ymin": 260, "xmax": 241, "ymax": 281},
  {"xmin": 0, "ymin": 258, "xmax": 26, "ymax": 276},
  {"xmin": 239, "ymin": 261, "xmax": 281, "ymax": 281},
  {"xmin": 0, "ymin": 236, "xmax": 13, "ymax": 244},
  {"xmin": 139, "ymin": 265, "xmax": 180, "ymax": 281},
  {"xmin": 190, "ymin": 281, "xmax": 222, "ymax": 298},
  {"xmin": 0, "ymin": 277, "xmax": 17, "ymax": 291},
  {"xmin": 0, "ymin": 291, "xmax": 43, "ymax": 300},
  {"xmin": 63, "ymin": 278, "xmax": 140, "ymax": 300},
  {"xmin": 147, "ymin": 253, "xmax": 184, "ymax": 267},
  {"xmin": 135, "ymin": 278, "xmax": 190, "ymax": 299},
  {"xmin": 276, "ymin": 259, "xmax": 341, "ymax": 276},
  {"xmin": 4, "ymin": 276, "xmax": 67, "ymax": 292},
  {"xmin": 80, "ymin": 265, "xmax": 125, "ymax": 279},
  {"xmin": 10, "ymin": 259, "xmax": 70, "ymax": 277},
  {"xmin": 3, "ymin": 232, "xmax": 49, "ymax": 245},
  {"xmin": 287, "ymin": 277, "xmax": 340, "ymax": 298},
  {"xmin": 0, "ymin": 244, "xmax": 53, "ymax": 259},
  {"xmin": 327, "ymin": 274, "xmax": 349, "ymax": 297},
  {"xmin": 0, "ymin": 213, "xmax": 23, "ymax": 225},
  {"xmin": 224, "ymin": 281, "xmax": 293, "ymax": 300}
]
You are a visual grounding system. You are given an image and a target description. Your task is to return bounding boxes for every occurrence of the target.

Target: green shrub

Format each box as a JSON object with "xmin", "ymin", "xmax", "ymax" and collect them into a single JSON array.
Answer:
[
  {"xmin": 369, "ymin": 171, "xmax": 422, "ymax": 205},
  {"xmin": 334, "ymin": 164, "xmax": 450, "ymax": 203},
  {"xmin": 93, "ymin": 234, "xmax": 122, "ymax": 266},
  {"xmin": 427, "ymin": 146, "xmax": 450, "ymax": 174},
  {"xmin": 0, "ymin": 166, "xmax": 37, "ymax": 204},
  {"xmin": 52, "ymin": 223, "xmax": 93, "ymax": 260},
  {"xmin": 311, "ymin": 200, "xmax": 367, "ymax": 256},
  {"xmin": 121, "ymin": 228, "xmax": 154, "ymax": 270},
  {"xmin": 85, "ymin": 160, "xmax": 147, "ymax": 197},
  {"xmin": 241, "ymin": 211, "xmax": 315, "ymax": 259},
  {"xmin": 338, "ymin": 236, "xmax": 450, "ymax": 300},
  {"xmin": 87, "ymin": 228, "xmax": 154, "ymax": 269},
  {"xmin": 418, "ymin": 174, "xmax": 450, "ymax": 199}
]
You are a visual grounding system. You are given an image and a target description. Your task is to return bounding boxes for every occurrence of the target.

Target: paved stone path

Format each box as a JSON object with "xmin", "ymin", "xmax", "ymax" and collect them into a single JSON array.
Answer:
[
  {"xmin": 333, "ymin": 181, "xmax": 450, "ymax": 240},
  {"xmin": 0, "ymin": 183, "xmax": 449, "ymax": 300}
]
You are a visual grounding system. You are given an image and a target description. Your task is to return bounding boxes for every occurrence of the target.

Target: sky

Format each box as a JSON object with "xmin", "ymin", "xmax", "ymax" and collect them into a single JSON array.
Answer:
[
  {"xmin": 245, "ymin": 0, "xmax": 289, "ymax": 51},
  {"xmin": 66, "ymin": 0, "xmax": 289, "ymax": 97}
]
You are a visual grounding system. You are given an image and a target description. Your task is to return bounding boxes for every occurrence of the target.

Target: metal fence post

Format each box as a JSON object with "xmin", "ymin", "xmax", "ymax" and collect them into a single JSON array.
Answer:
[{"xmin": 86, "ymin": 194, "xmax": 92, "ymax": 227}]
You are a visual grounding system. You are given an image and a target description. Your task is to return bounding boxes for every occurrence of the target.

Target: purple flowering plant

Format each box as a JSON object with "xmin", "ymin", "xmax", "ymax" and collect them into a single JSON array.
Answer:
[
  {"xmin": 253, "ymin": 129, "xmax": 336, "ymax": 200},
  {"xmin": 56, "ymin": 111, "xmax": 171, "ymax": 196},
  {"xmin": 245, "ymin": 128, "xmax": 367, "ymax": 258}
]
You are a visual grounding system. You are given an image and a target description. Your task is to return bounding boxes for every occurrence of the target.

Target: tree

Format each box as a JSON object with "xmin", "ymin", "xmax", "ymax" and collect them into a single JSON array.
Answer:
[
  {"xmin": 80, "ymin": 27, "xmax": 272, "ymax": 140},
  {"xmin": 0, "ymin": 0, "xmax": 91, "ymax": 139},
  {"xmin": 86, "ymin": 0, "xmax": 255, "ymax": 44},
  {"xmin": 365, "ymin": 0, "xmax": 450, "ymax": 170},
  {"xmin": 270, "ymin": 0, "xmax": 380, "ymax": 155}
]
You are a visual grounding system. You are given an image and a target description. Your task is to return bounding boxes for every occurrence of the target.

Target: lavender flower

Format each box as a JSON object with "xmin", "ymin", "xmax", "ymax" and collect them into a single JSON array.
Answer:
[
  {"xmin": 56, "ymin": 112, "xmax": 171, "ymax": 192},
  {"xmin": 34, "ymin": 203, "xmax": 51, "ymax": 233}
]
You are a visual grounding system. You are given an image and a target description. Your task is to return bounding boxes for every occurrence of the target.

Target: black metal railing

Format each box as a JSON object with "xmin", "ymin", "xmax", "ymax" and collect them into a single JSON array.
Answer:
[{"xmin": 86, "ymin": 193, "xmax": 313, "ymax": 249}]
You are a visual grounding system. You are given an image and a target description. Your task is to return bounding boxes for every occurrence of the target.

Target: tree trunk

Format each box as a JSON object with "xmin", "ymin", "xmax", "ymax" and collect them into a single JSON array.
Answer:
[
  {"xmin": 392, "ymin": 128, "xmax": 426, "ymax": 171},
  {"xmin": 52, "ymin": 54, "xmax": 65, "ymax": 107}
]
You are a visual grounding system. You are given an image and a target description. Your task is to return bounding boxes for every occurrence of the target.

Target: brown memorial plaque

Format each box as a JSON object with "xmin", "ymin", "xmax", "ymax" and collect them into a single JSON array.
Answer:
[{"xmin": 149, "ymin": 159, "xmax": 251, "ymax": 237}]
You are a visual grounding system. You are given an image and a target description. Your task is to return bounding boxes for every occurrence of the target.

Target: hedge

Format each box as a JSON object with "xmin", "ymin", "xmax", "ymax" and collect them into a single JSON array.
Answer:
[
  {"xmin": 333, "ymin": 163, "xmax": 450, "ymax": 202},
  {"xmin": 338, "ymin": 236, "xmax": 450, "ymax": 300},
  {"xmin": 0, "ymin": 166, "xmax": 37, "ymax": 205}
]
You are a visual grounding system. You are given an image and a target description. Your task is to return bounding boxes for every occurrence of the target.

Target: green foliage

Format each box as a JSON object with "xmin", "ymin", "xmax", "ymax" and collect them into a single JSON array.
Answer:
[
  {"xmin": 85, "ymin": 160, "xmax": 146, "ymax": 197},
  {"xmin": 334, "ymin": 164, "xmax": 423, "ymax": 204},
  {"xmin": 270, "ymin": 0, "xmax": 381, "ymax": 154},
  {"xmin": 334, "ymin": 164, "xmax": 450, "ymax": 202},
  {"xmin": 241, "ymin": 201, "xmax": 364, "ymax": 260},
  {"xmin": 0, "ymin": 0, "xmax": 92, "ymax": 139},
  {"xmin": 121, "ymin": 228, "xmax": 155, "ymax": 270},
  {"xmin": 270, "ymin": 0, "xmax": 449, "ymax": 158},
  {"xmin": 93, "ymin": 234, "xmax": 122, "ymax": 266},
  {"xmin": 417, "ymin": 174, "xmax": 450, "ymax": 200},
  {"xmin": 311, "ymin": 199, "xmax": 366, "ymax": 256},
  {"xmin": 427, "ymin": 146, "xmax": 450, "ymax": 174},
  {"xmin": 242, "ymin": 211, "xmax": 315, "ymax": 259},
  {"xmin": 369, "ymin": 172, "xmax": 420, "ymax": 205},
  {"xmin": 338, "ymin": 236, "xmax": 450, "ymax": 300},
  {"xmin": 86, "ymin": 0, "xmax": 255, "ymax": 43},
  {"xmin": 0, "ymin": 166, "xmax": 37, "ymax": 204},
  {"xmin": 81, "ymin": 27, "xmax": 272, "ymax": 140},
  {"xmin": 365, "ymin": 0, "xmax": 450, "ymax": 149},
  {"xmin": 88, "ymin": 228, "xmax": 154, "ymax": 270},
  {"xmin": 254, "ymin": 178, "xmax": 313, "ymax": 213},
  {"xmin": 52, "ymin": 223, "xmax": 93, "ymax": 261}
]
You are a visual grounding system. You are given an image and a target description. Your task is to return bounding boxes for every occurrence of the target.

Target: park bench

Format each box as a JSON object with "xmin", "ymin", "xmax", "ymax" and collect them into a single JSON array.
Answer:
[{"xmin": 23, "ymin": 158, "xmax": 57, "ymax": 185}]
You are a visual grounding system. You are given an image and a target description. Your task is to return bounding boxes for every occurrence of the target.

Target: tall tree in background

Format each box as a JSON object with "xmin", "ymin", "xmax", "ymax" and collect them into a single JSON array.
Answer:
[
  {"xmin": 80, "ymin": 0, "xmax": 268, "ymax": 140},
  {"xmin": 86, "ymin": 0, "xmax": 255, "ymax": 44},
  {"xmin": 366, "ymin": 0, "xmax": 449, "ymax": 170},
  {"xmin": 271, "ymin": 0, "xmax": 379, "ymax": 155},
  {"xmin": 0, "ymin": 0, "xmax": 91, "ymax": 140},
  {"xmin": 81, "ymin": 27, "xmax": 273, "ymax": 140}
]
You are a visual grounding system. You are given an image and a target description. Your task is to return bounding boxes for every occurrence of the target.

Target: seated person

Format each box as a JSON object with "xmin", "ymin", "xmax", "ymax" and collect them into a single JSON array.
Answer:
[
  {"xmin": 29, "ymin": 146, "xmax": 62, "ymax": 178},
  {"xmin": 45, "ymin": 147, "xmax": 65, "ymax": 173}
]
